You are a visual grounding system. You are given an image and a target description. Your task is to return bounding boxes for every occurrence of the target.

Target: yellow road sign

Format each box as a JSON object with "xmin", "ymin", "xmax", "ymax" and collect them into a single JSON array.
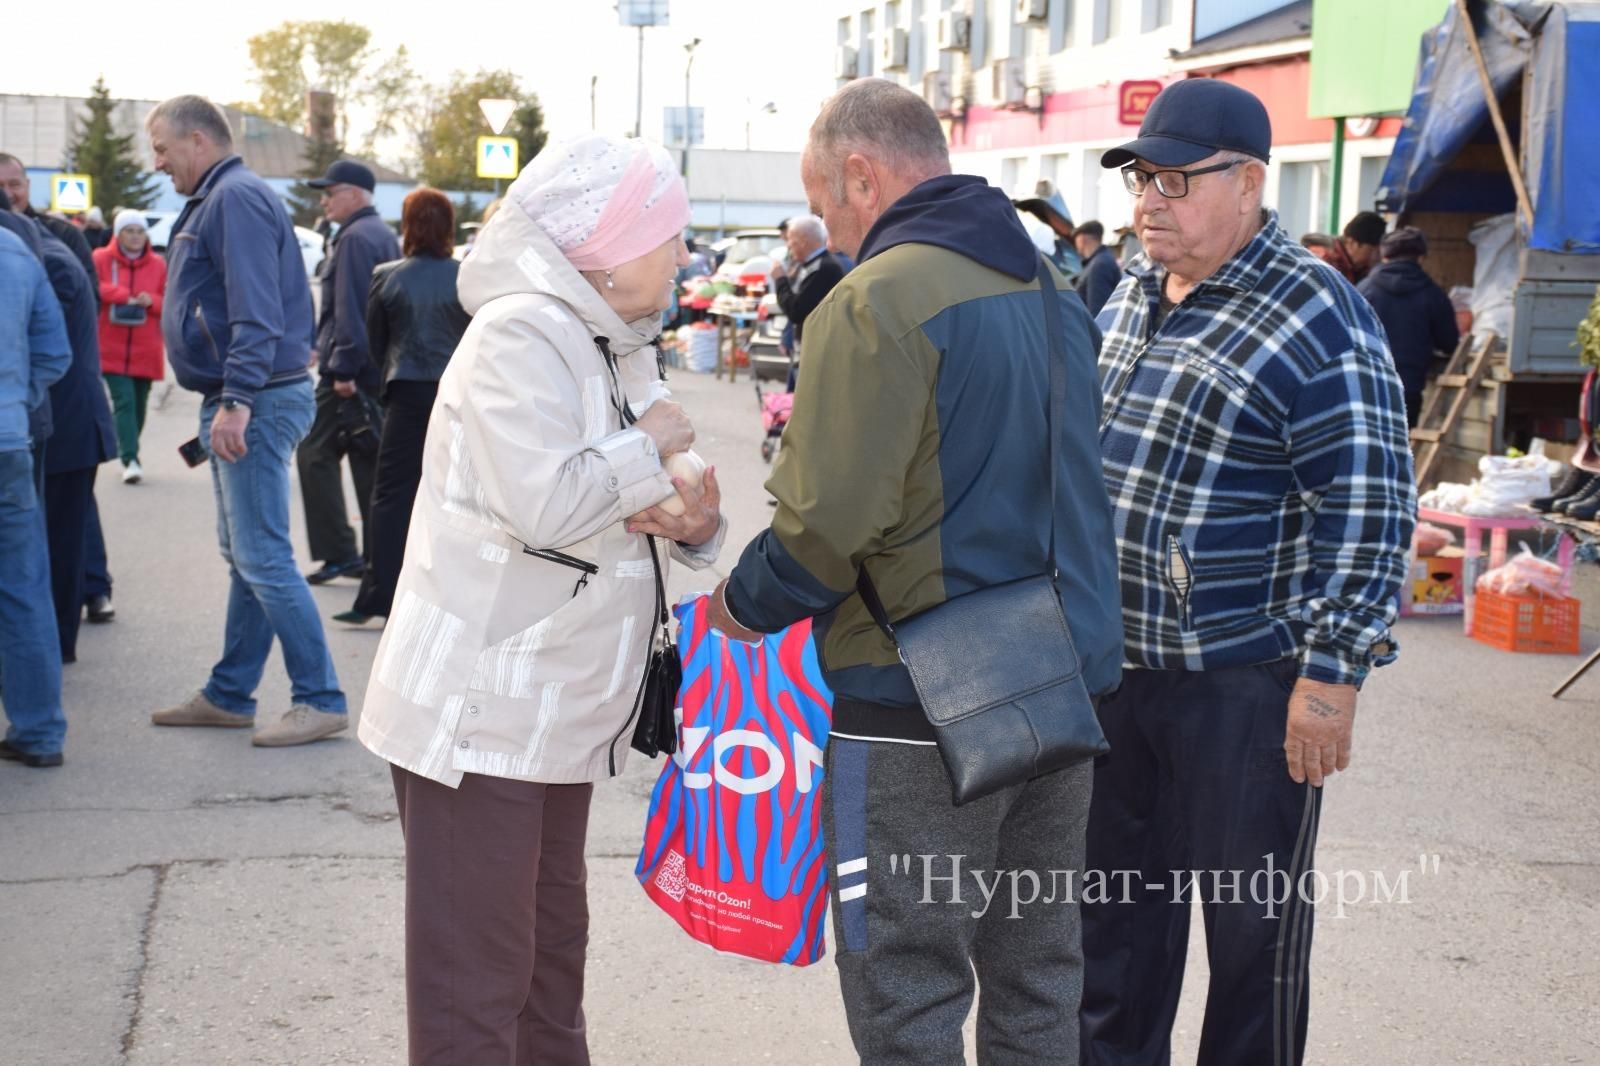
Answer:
[
  {"xmin": 477, "ymin": 137, "xmax": 519, "ymax": 180},
  {"xmin": 51, "ymin": 173, "xmax": 93, "ymax": 213}
]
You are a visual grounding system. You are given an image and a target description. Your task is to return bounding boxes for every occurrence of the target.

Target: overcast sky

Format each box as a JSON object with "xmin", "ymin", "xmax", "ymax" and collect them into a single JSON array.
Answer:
[{"xmin": 11, "ymin": 0, "xmax": 837, "ymax": 157}]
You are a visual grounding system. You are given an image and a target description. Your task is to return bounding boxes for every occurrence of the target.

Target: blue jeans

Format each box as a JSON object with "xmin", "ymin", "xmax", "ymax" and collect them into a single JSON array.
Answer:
[
  {"xmin": 0, "ymin": 447, "xmax": 66, "ymax": 754},
  {"xmin": 201, "ymin": 381, "xmax": 346, "ymax": 716}
]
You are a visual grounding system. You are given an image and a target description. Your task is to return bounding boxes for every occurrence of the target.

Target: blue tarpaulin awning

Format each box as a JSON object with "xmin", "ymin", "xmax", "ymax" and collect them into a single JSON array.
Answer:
[{"xmin": 1377, "ymin": 1, "xmax": 1600, "ymax": 254}]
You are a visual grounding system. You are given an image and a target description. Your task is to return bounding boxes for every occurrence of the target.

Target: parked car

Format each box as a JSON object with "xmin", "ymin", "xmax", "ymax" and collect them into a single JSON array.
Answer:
[
  {"xmin": 747, "ymin": 291, "xmax": 792, "ymax": 382},
  {"xmin": 294, "ymin": 226, "xmax": 326, "ymax": 280},
  {"xmin": 712, "ymin": 229, "xmax": 785, "ymax": 291},
  {"xmin": 140, "ymin": 211, "xmax": 178, "ymax": 252}
]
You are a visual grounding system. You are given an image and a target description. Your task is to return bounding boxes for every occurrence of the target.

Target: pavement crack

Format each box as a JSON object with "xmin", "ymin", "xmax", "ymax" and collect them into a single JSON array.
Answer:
[
  {"xmin": 193, "ymin": 791, "xmax": 351, "ymax": 808},
  {"xmin": 120, "ymin": 863, "xmax": 167, "ymax": 1060},
  {"xmin": 1, "ymin": 853, "xmax": 401, "ymax": 886},
  {"xmin": 1, "ymin": 792, "xmax": 397, "ymax": 824}
]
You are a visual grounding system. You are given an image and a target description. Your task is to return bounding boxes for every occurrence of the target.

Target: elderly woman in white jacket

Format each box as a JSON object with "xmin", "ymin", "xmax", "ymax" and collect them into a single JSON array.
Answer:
[{"xmin": 359, "ymin": 133, "xmax": 725, "ymax": 1065}]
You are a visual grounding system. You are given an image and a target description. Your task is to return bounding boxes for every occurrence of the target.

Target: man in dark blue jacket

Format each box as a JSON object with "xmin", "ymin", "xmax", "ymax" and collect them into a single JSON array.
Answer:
[
  {"xmin": 1357, "ymin": 227, "xmax": 1460, "ymax": 427},
  {"xmin": 1073, "ymin": 220, "xmax": 1124, "ymax": 317},
  {"xmin": 145, "ymin": 95, "xmax": 347, "ymax": 748},
  {"xmin": 297, "ymin": 161, "xmax": 400, "ymax": 585}
]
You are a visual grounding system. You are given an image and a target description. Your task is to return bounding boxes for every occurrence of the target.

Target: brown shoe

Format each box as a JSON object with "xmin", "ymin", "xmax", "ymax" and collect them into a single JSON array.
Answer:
[
  {"xmin": 152, "ymin": 691, "xmax": 254, "ymax": 728},
  {"xmin": 251, "ymin": 705, "xmax": 348, "ymax": 748}
]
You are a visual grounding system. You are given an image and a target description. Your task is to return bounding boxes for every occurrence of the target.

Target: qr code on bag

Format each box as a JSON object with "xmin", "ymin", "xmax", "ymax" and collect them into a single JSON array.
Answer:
[{"xmin": 654, "ymin": 850, "xmax": 688, "ymax": 902}]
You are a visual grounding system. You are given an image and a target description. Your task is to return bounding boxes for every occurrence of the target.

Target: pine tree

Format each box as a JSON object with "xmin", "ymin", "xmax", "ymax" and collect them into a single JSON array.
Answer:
[
  {"xmin": 288, "ymin": 139, "xmax": 346, "ymax": 229},
  {"xmin": 287, "ymin": 91, "xmax": 345, "ymax": 229},
  {"xmin": 65, "ymin": 77, "xmax": 159, "ymax": 214}
]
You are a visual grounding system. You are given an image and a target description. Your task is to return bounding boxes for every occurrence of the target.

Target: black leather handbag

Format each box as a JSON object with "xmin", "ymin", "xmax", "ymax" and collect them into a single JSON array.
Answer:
[
  {"xmin": 855, "ymin": 262, "xmax": 1108, "ymax": 806},
  {"xmin": 629, "ymin": 534, "xmax": 682, "ymax": 758}
]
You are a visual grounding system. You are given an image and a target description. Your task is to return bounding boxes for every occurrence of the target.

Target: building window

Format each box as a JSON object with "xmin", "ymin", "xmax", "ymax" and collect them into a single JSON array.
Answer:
[
  {"xmin": 1155, "ymin": 0, "xmax": 1173, "ymax": 27},
  {"xmin": 910, "ymin": 0, "xmax": 926, "ymax": 80},
  {"xmin": 861, "ymin": 8, "xmax": 876, "ymax": 76},
  {"xmin": 1089, "ymin": 151, "xmax": 1135, "ymax": 232},
  {"xmin": 1051, "ymin": 0, "xmax": 1077, "ymax": 51},
  {"xmin": 838, "ymin": 15, "xmax": 852, "ymax": 45},
  {"xmin": 1357, "ymin": 154, "xmax": 1391, "ymax": 215},
  {"xmin": 1107, "ymin": 0, "xmax": 1124, "ymax": 39},
  {"xmin": 1042, "ymin": 153, "xmax": 1071, "ymax": 185},
  {"xmin": 1276, "ymin": 159, "xmax": 1332, "ymax": 241},
  {"xmin": 1001, "ymin": 157, "xmax": 1023, "ymax": 196},
  {"xmin": 992, "ymin": 0, "xmax": 1014, "ymax": 59}
]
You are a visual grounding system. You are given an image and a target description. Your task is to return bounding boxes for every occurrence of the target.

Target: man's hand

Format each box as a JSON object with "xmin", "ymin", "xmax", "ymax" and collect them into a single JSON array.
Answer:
[
  {"xmin": 770, "ymin": 257, "xmax": 788, "ymax": 280},
  {"xmin": 210, "ymin": 404, "xmax": 252, "ymax": 463},
  {"xmin": 1284, "ymin": 678, "xmax": 1358, "ymax": 787},
  {"xmin": 627, "ymin": 467, "xmax": 722, "ymax": 546},
  {"xmin": 707, "ymin": 578, "xmax": 765, "ymax": 644},
  {"xmin": 332, "ymin": 379, "xmax": 357, "ymax": 398}
]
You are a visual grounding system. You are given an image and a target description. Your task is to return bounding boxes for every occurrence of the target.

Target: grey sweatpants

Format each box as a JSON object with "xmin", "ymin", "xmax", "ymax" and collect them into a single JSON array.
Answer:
[{"xmin": 823, "ymin": 726, "xmax": 1094, "ymax": 1066}]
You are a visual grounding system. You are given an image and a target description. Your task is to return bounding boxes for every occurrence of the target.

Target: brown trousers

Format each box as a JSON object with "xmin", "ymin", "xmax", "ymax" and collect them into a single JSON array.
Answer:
[{"xmin": 391, "ymin": 765, "xmax": 594, "ymax": 1066}]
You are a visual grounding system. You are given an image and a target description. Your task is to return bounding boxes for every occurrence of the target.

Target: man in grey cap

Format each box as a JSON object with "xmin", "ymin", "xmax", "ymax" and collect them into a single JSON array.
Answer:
[
  {"xmin": 1082, "ymin": 78, "xmax": 1415, "ymax": 1065},
  {"xmin": 297, "ymin": 160, "xmax": 399, "ymax": 592}
]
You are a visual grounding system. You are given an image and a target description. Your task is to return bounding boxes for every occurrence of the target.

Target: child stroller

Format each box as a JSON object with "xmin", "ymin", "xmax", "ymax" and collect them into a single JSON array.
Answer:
[{"xmin": 754, "ymin": 378, "xmax": 793, "ymax": 463}]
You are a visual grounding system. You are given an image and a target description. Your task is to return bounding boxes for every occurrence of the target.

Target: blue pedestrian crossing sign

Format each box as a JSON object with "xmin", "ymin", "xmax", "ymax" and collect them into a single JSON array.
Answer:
[
  {"xmin": 51, "ymin": 173, "xmax": 93, "ymax": 214},
  {"xmin": 477, "ymin": 137, "xmax": 519, "ymax": 180}
]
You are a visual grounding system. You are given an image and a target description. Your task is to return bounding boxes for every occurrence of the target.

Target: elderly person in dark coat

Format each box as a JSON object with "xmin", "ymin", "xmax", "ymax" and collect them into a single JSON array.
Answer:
[
  {"xmin": 27, "ymin": 220, "xmax": 117, "ymax": 663},
  {"xmin": 1357, "ymin": 227, "xmax": 1460, "ymax": 428},
  {"xmin": 298, "ymin": 161, "xmax": 401, "ymax": 586}
]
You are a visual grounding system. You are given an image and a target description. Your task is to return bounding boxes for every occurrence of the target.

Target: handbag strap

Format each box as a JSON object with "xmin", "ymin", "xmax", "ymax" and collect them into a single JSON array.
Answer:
[
  {"xmin": 856, "ymin": 256, "xmax": 1068, "ymax": 637},
  {"xmin": 594, "ymin": 336, "xmax": 671, "ymax": 633}
]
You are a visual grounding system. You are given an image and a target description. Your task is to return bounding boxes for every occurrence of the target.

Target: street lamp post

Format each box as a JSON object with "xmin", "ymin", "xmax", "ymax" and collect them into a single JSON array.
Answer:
[
  {"xmin": 745, "ymin": 101, "xmax": 776, "ymax": 151},
  {"xmin": 682, "ymin": 37, "xmax": 700, "ymax": 179}
]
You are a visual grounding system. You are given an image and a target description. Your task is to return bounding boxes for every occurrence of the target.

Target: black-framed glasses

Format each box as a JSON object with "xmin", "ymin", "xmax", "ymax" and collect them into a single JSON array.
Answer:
[{"xmin": 1121, "ymin": 159, "xmax": 1241, "ymax": 199}]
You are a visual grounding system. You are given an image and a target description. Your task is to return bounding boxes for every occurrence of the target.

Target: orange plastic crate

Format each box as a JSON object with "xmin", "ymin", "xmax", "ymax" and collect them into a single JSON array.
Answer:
[{"xmin": 1471, "ymin": 588, "xmax": 1581, "ymax": 654}]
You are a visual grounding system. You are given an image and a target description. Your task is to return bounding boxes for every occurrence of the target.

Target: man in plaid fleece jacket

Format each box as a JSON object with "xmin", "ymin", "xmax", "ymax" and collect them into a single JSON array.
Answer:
[{"xmin": 1081, "ymin": 80, "xmax": 1415, "ymax": 1066}]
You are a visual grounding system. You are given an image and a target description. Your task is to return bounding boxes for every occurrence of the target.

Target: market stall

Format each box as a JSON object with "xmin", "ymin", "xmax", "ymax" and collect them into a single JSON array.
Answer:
[{"xmin": 1378, "ymin": 0, "xmax": 1600, "ymax": 488}]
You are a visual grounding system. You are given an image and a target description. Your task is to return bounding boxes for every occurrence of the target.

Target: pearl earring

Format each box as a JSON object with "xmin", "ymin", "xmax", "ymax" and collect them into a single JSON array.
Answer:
[{"xmin": 604, "ymin": 271, "xmax": 615, "ymax": 289}]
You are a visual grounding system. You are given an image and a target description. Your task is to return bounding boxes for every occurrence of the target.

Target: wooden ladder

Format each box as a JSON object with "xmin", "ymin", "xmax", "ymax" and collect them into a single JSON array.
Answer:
[{"xmin": 1411, "ymin": 331, "xmax": 1499, "ymax": 488}]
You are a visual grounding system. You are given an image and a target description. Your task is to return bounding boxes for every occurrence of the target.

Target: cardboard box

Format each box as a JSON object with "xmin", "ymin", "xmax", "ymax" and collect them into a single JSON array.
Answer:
[{"xmin": 1407, "ymin": 548, "xmax": 1466, "ymax": 615}]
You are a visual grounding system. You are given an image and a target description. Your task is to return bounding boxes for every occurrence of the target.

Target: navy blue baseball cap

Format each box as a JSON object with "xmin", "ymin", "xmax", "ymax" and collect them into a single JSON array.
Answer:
[
  {"xmin": 1101, "ymin": 79, "xmax": 1272, "ymax": 169},
  {"xmin": 307, "ymin": 160, "xmax": 376, "ymax": 192}
]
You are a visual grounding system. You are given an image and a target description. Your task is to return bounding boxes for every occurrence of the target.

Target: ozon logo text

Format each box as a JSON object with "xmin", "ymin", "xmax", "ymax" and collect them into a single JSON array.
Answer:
[{"xmin": 671, "ymin": 727, "xmax": 825, "ymax": 796}]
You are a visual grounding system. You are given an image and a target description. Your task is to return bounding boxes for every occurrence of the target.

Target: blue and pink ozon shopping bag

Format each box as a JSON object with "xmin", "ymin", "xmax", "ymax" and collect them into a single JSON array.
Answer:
[{"xmin": 635, "ymin": 594, "xmax": 833, "ymax": 966}]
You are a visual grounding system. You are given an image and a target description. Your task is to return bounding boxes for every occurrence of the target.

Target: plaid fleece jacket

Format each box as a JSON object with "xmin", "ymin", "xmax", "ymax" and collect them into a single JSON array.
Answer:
[{"xmin": 1096, "ymin": 213, "xmax": 1415, "ymax": 686}]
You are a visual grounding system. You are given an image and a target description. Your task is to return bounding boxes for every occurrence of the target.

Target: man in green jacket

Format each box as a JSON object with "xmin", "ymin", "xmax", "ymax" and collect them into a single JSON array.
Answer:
[{"xmin": 710, "ymin": 79, "xmax": 1123, "ymax": 1064}]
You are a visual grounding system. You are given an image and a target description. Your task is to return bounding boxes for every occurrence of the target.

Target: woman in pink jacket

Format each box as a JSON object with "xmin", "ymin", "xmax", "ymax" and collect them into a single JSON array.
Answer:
[{"xmin": 92, "ymin": 210, "xmax": 167, "ymax": 483}]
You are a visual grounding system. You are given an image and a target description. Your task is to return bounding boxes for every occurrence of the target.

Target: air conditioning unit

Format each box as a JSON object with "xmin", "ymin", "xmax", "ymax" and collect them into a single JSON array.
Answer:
[
  {"xmin": 1016, "ymin": 0, "xmax": 1050, "ymax": 22},
  {"xmin": 992, "ymin": 57, "xmax": 1027, "ymax": 107},
  {"xmin": 937, "ymin": 12, "xmax": 972, "ymax": 52},
  {"xmin": 835, "ymin": 45, "xmax": 859, "ymax": 80},
  {"xmin": 923, "ymin": 71, "xmax": 953, "ymax": 114},
  {"xmin": 880, "ymin": 28, "xmax": 909, "ymax": 71}
]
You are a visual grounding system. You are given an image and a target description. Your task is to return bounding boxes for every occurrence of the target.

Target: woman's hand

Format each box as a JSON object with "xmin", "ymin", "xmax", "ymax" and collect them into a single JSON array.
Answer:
[
  {"xmin": 627, "ymin": 467, "xmax": 721, "ymax": 546},
  {"xmin": 635, "ymin": 399, "xmax": 694, "ymax": 457}
]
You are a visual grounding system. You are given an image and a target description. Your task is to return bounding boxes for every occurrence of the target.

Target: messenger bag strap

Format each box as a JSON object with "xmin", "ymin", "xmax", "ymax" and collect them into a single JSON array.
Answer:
[
  {"xmin": 855, "ymin": 256, "xmax": 1068, "ymax": 635},
  {"xmin": 1035, "ymin": 257, "xmax": 1067, "ymax": 577}
]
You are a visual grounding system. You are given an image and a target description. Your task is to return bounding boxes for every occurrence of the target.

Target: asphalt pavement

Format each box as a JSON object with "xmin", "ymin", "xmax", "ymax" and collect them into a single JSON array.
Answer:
[{"xmin": 2, "ymin": 367, "xmax": 1597, "ymax": 1065}]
